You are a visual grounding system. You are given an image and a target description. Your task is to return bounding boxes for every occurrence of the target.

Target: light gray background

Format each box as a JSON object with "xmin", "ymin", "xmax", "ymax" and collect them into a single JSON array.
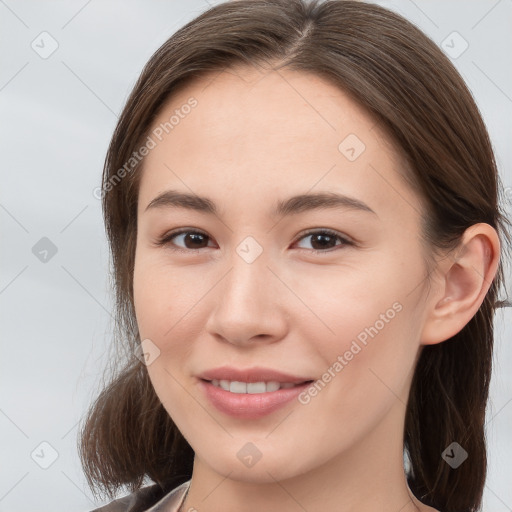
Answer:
[{"xmin": 0, "ymin": 1, "xmax": 511, "ymax": 511}]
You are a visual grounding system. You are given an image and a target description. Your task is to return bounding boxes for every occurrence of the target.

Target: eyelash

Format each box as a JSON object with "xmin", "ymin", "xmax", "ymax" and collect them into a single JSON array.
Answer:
[{"xmin": 154, "ymin": 228, "xmax": 354, "ymax": 255}]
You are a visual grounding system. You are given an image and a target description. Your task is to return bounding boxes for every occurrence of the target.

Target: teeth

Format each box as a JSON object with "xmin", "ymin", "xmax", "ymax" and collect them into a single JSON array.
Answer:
[
  {"xmin": 230, "ymin": 381, "xmax": 247, "ymax": 393},
  {"xmin": 210, "ymin": 379, "xmax": 301, "ymax": 393},
  {"xmin": 247, "ymin": 382, "xmax": 266, "ymax": 393}
]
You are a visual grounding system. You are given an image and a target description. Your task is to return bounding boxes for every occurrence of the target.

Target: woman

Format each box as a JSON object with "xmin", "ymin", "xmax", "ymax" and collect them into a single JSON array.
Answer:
[{"xmin": 79, "ymin": 1, "xmax": 511, "ymax": 511}]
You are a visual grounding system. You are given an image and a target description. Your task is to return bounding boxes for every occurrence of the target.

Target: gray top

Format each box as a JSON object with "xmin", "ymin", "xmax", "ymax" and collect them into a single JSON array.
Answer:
[{"xmin": 89, "ymin": 480, "xmax": 191, "ymax": 512}]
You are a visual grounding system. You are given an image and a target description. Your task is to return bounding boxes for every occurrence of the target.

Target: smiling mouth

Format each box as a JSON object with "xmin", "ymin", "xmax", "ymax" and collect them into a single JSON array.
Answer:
[
  {"xmin": 199, "ymin": 377, "xmax": 316, "ymax": 418},
  {"xmin": 203, "ymin": 378, "xmax": 314, "ymax": 394}
]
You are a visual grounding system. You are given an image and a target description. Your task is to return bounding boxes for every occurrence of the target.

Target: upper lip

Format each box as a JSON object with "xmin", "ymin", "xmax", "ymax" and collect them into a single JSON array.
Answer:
[{"xmin": 198, "ymin": 366, "xmax": 314, "ymax": 384}]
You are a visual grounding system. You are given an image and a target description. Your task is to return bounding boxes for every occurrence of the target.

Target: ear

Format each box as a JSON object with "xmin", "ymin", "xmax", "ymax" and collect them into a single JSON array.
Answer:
[{"xmin": 420, "ymin": 223, "xmax": 501, "ymax": 346}]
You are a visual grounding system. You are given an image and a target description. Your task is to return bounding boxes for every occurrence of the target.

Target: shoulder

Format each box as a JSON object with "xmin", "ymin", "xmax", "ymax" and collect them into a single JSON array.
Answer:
[
  {"xmin": 88, "ymin": 480, "xmax": 191, "ymax": 512},
  {"xmin": 88, "ymin": 484, "xmax": 165, "ymax": 512}
]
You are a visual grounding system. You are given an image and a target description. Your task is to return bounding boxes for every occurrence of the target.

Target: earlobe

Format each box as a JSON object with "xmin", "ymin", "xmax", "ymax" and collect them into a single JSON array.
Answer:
[{"xmin": 420, "ymin": 223, "xmax": 500, "ymax": 346}]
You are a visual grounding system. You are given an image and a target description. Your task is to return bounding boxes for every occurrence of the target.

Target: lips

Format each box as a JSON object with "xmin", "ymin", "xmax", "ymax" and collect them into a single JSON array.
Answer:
[{"xmin": 197, "ymin": 366, "xmax": 315, "ymax": 418}]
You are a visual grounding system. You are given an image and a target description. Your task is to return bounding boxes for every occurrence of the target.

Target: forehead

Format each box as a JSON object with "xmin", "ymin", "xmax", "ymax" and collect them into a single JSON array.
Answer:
[
  {"xmin": 137, "ymin": 66, "xmax": 416, "ymax": 223},
  {"xmin": 148, "ymin": 65, "xmax": 387, "ymax": 158}
]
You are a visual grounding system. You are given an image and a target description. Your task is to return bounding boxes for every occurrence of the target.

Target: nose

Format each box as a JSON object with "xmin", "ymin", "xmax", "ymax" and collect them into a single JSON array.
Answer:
[{"xmin": 204, "ymin": 252, "xmax": 288, "ymax": 347}]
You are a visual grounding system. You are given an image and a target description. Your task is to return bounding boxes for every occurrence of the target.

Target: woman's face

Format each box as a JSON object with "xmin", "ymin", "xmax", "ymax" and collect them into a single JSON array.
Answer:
[{"xmin": 133, "ymin": 66, "xmax": 435, "ymax": 482}]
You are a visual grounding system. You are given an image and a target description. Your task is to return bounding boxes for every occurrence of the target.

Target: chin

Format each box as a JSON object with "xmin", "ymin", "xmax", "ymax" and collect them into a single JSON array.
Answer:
[{"xmin": 194, "ymin": 440, "xmax": 313, "ymax": 484}]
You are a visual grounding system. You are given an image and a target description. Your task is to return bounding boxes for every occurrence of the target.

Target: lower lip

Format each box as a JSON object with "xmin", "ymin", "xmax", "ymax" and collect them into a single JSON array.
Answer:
[{"xmin": 199, "ymin": 379, "xmax": 312, "ymax": 419}]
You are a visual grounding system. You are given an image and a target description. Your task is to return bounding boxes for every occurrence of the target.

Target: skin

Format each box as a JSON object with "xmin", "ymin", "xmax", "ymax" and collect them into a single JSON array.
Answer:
[{"xmin": 132, "ymin": 65, "xmax": 500, "ymax": 512}]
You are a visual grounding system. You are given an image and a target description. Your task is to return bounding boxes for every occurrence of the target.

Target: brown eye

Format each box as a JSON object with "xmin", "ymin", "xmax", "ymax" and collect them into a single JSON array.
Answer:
[
  {"xmin": 156, "ymin": 230, "xmax": 214, "ymax": 252},
  {"xmin": 294, "ymin": 229, "xmax": 353, "ymax": 253}
]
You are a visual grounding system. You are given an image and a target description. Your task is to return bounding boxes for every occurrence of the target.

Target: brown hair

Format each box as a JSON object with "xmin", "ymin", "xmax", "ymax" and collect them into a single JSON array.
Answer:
[{"xmin": 78, "ymin": 1, "xmax": 511, "ymax": 511}]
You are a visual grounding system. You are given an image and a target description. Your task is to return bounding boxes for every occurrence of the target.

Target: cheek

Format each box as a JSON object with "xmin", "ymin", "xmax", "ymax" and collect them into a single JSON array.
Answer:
[
  {"xmin": 133, "ymin": 253, "xmax": 189, "ymax": 339},
  {"xmin": 133, "ymin": 255, "xmax": 207, "ymax": 386},
  {"xmin": 299, "ymin": 253, "xmax": 424, "ymax": 395},
  {"xmin": 133, "ymin": 260, "xmax": 195, "ymax": 412},
  {"xmin": 313, "ymin": 292, "xmax": 423, "ymax": 430},
  {"xmin": 287, "ymin": 261, "xmax": 405, "ymax": 352}
]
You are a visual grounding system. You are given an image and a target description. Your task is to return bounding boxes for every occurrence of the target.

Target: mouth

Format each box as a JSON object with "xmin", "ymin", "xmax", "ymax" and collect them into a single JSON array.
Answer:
[
  {"xmin": 203, "ymin": 378, "xmax": 314, "ymax": 394},
  {"xmin": 198, "ymin": 378, "xmax": 315, "ymax": 419}
]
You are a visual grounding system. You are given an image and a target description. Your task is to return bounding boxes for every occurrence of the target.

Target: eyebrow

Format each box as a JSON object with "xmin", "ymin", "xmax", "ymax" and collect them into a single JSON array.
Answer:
[{"xmin": 144, "ymin": 190, "xmax": 377, "ymax": 217}]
